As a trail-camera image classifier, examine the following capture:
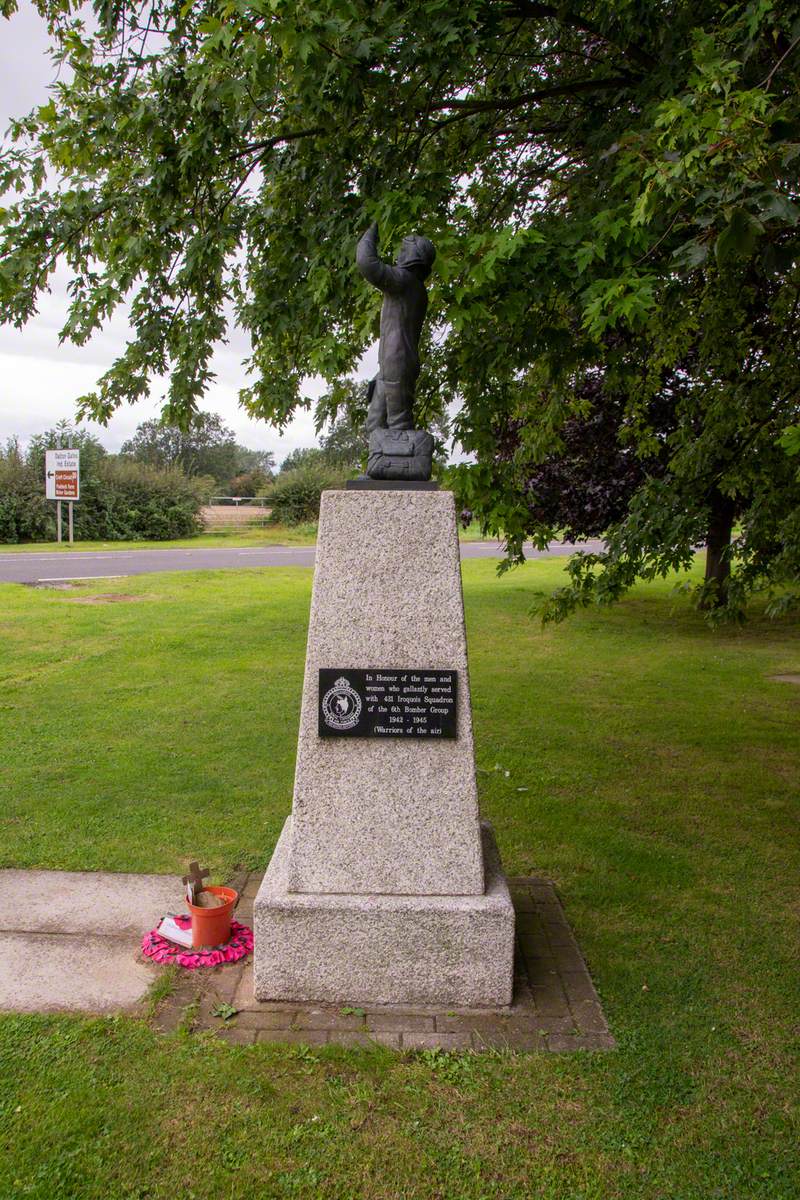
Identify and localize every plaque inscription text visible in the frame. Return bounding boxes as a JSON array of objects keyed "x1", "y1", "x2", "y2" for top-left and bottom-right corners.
[{"x1": 318, "y1": 669, "x2": 457, "y2": 739}]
